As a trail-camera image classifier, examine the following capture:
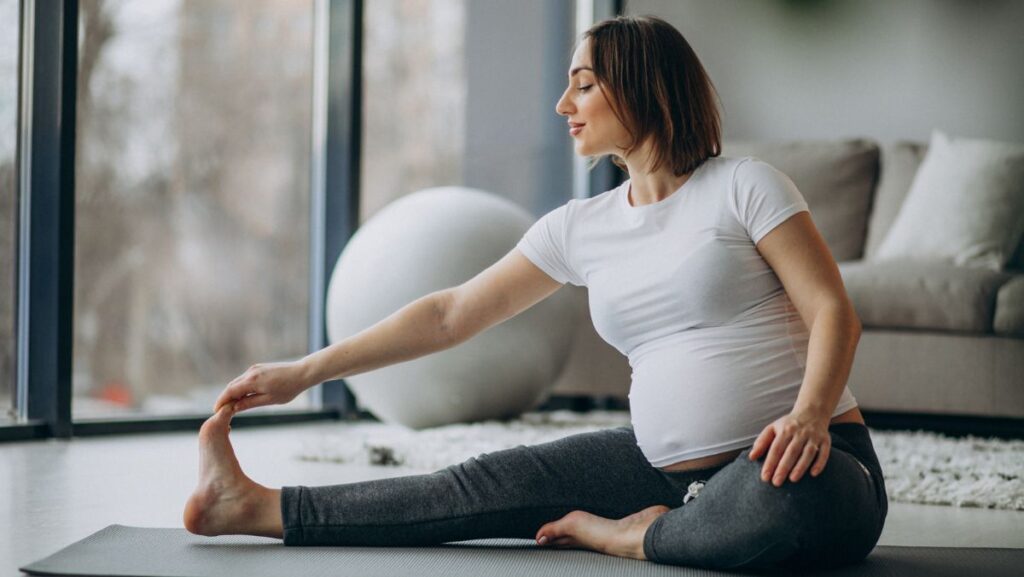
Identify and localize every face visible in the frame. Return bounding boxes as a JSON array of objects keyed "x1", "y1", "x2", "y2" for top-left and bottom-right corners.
[{"x1": 555, "y1": 38, "x2": 633, "y2": 158}]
